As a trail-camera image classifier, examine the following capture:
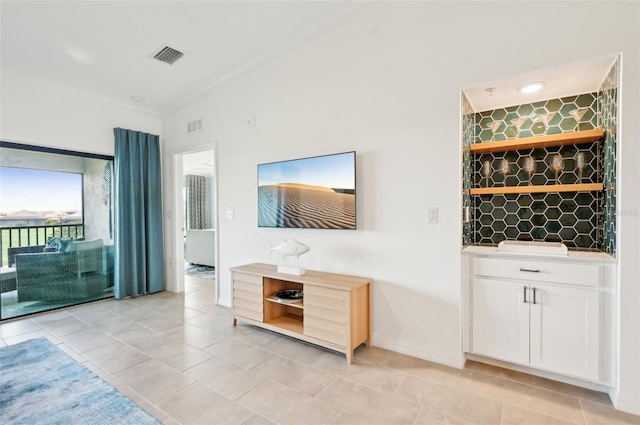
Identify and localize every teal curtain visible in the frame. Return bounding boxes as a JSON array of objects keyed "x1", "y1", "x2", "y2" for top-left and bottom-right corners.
[{"x1": 114, "y1": 128, "x2": 164, "y2": 298}]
